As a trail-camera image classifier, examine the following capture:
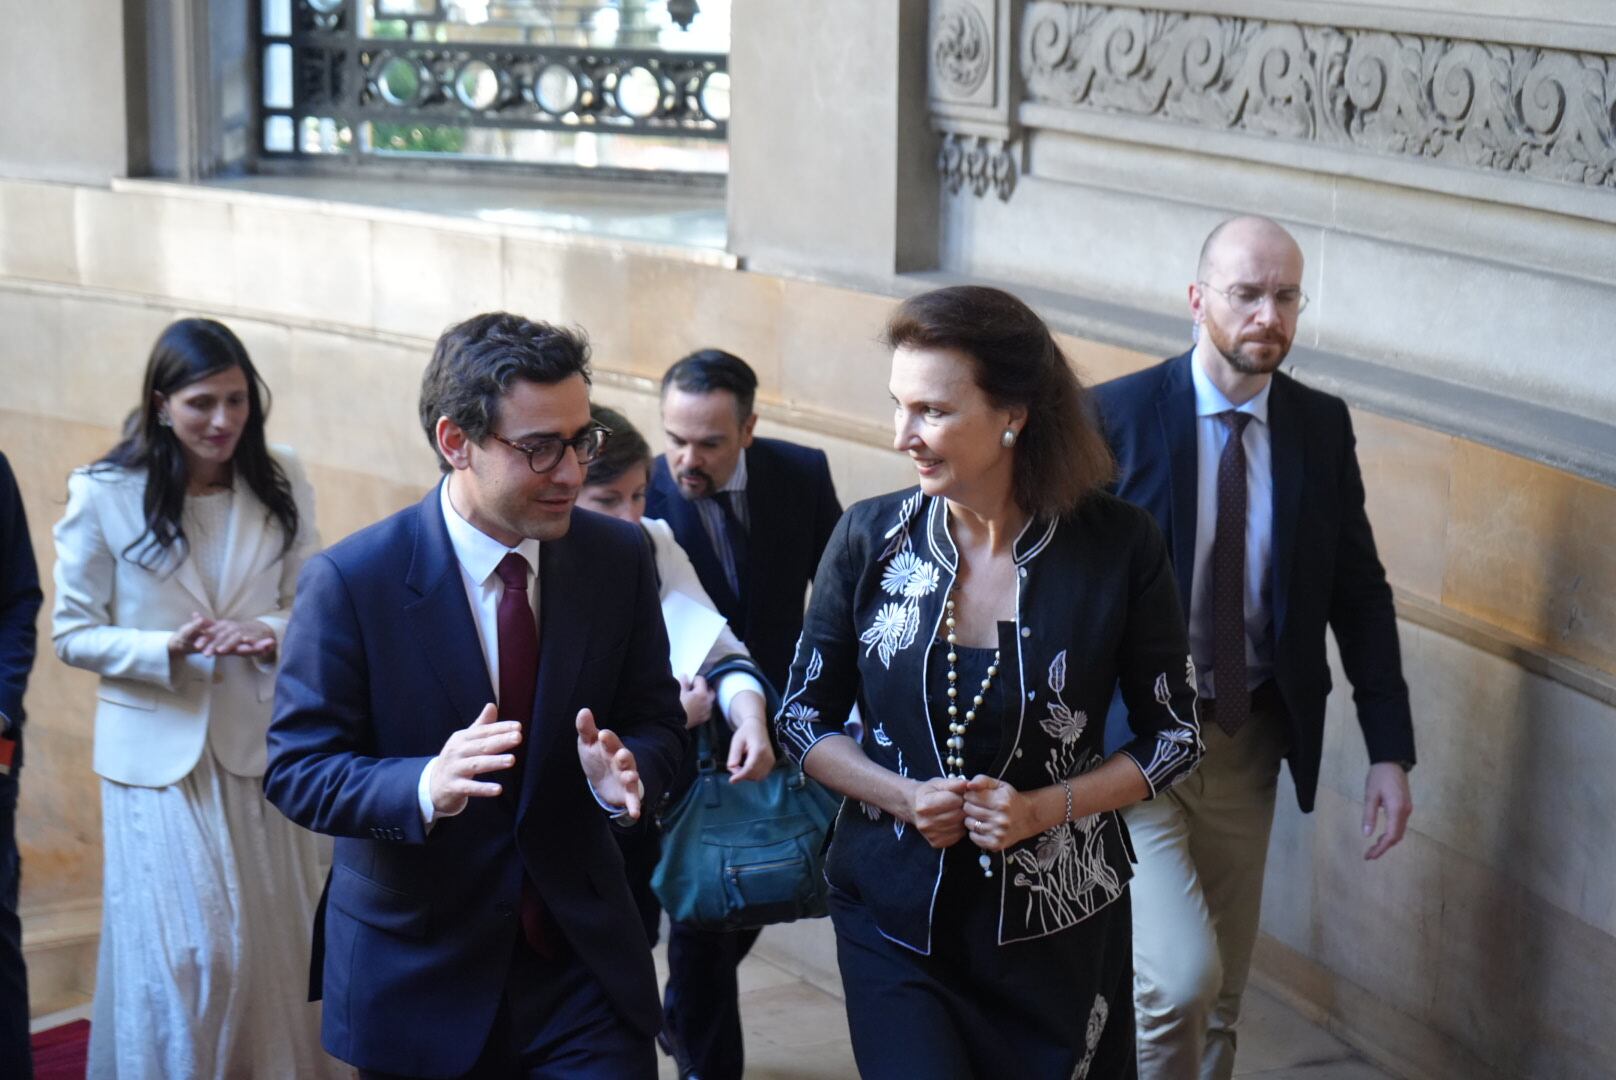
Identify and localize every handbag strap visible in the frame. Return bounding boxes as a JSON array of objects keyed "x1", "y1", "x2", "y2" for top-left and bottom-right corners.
[{"x1": 694, "y1": 653, "x2": 780, "y2": 775}]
